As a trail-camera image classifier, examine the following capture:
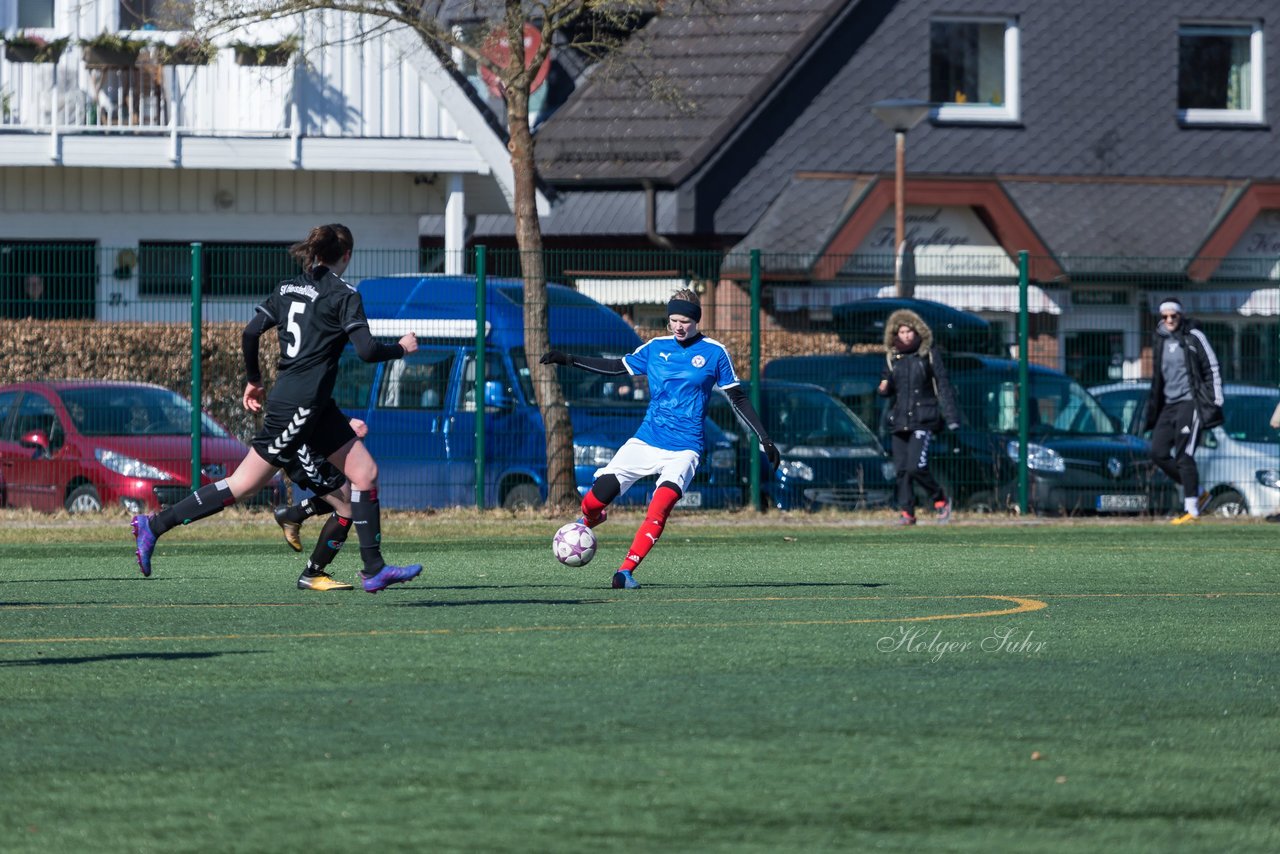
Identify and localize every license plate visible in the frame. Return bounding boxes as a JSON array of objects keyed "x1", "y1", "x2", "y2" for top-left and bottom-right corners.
[
  {"x1": 676, "y1": 491, "x2": 703, "y2": 508},
  {"x1": 1097, "y1": 494, "x2": 1148, "y2": 512}
]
